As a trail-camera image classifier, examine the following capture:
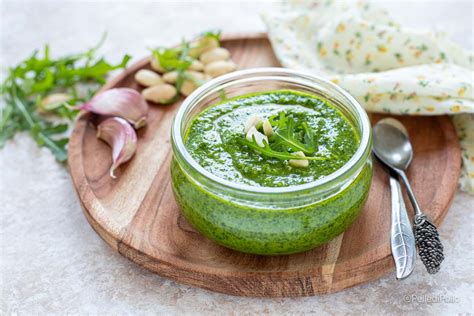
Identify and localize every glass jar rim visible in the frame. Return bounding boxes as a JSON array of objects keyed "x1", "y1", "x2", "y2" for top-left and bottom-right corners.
[{"x1": 171, "y1": 67, "x2": 372, "y2": 194}]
